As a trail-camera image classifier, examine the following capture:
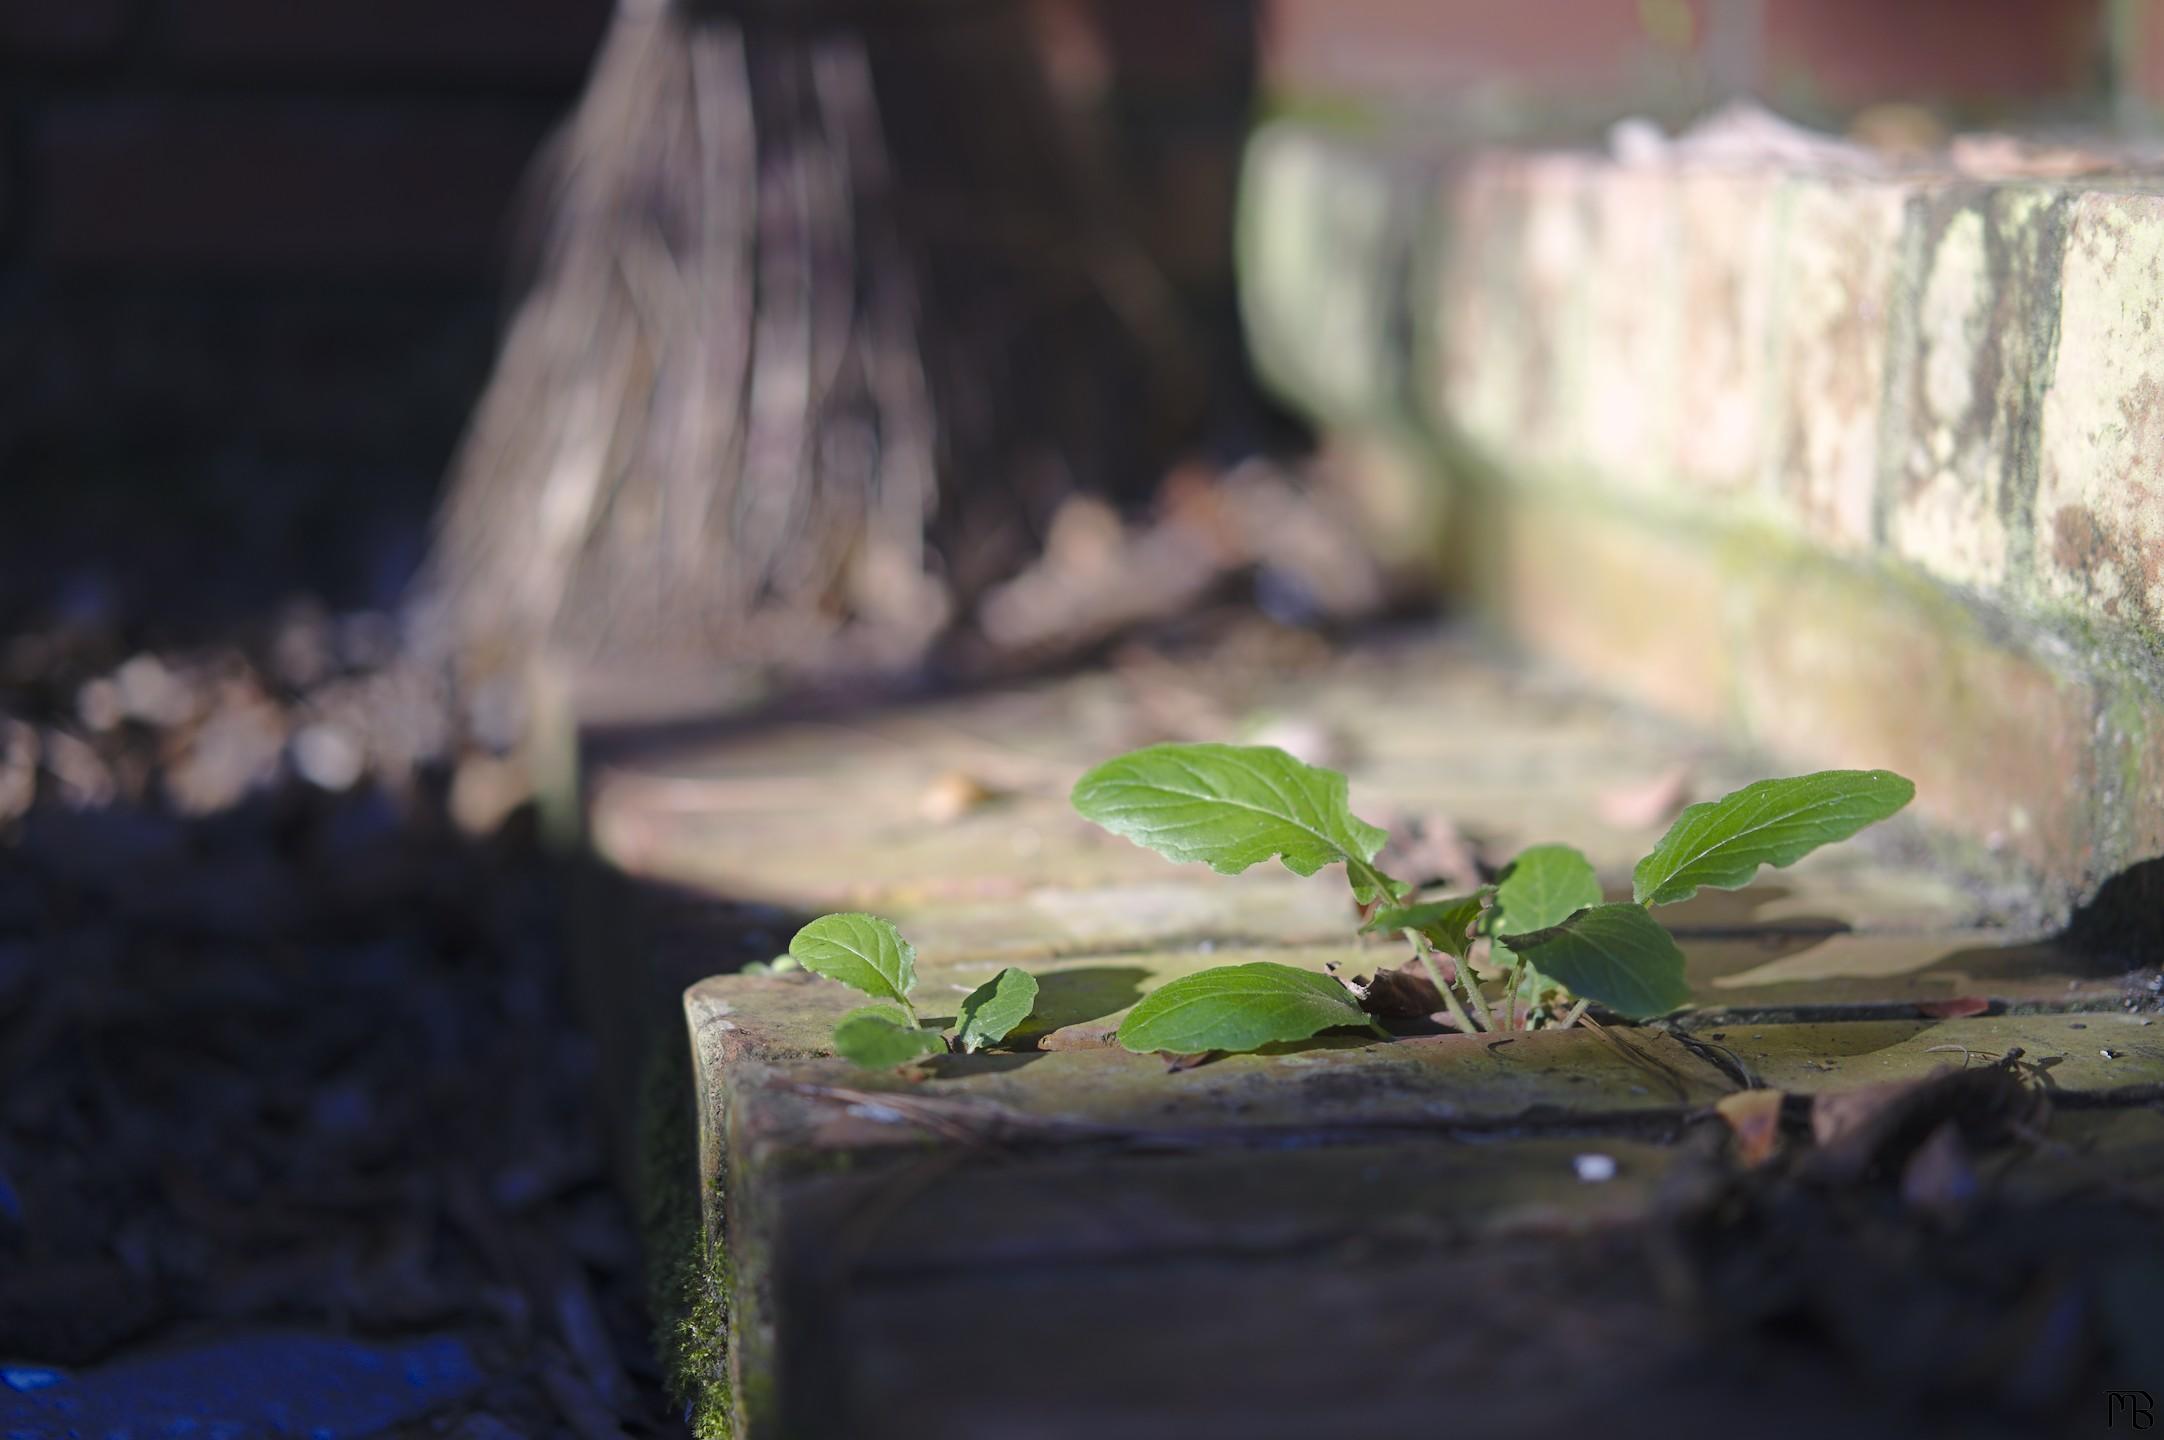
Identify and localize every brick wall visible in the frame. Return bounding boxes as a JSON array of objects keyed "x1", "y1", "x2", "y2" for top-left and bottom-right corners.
[
  {"x1": 1241, "y1": 112, "x2": 2164, "y2": 919},
  {"x1": 1262, "y1": 0, "x2": 2112, "y2": 132}
]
